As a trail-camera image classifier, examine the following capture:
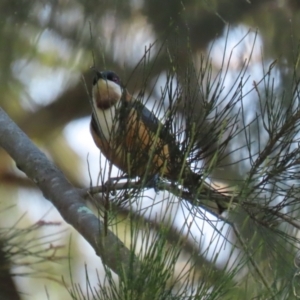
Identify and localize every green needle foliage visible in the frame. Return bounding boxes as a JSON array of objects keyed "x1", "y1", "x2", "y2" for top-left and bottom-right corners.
[
  {"x1": 2, "y1": 2, "x2": 300, "y2": 299},
  {"x1": 71, "y1": 28, "x2": 300, "y2": 299}
]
